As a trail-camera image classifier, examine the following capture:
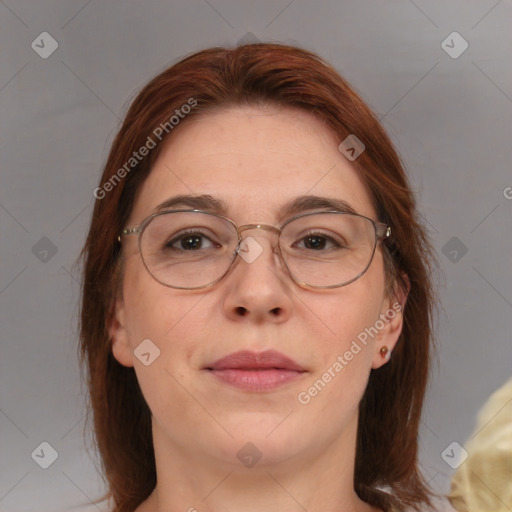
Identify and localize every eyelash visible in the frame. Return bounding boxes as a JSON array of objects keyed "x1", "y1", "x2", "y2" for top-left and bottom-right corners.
[{"x1": 164, "y1": 229, "x2": 346, "y2": 252}]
